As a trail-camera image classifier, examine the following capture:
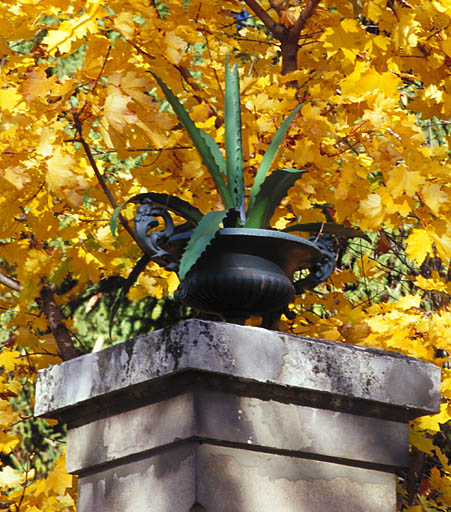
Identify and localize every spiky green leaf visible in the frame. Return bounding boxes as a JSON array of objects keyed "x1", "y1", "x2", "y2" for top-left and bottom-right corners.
[
  {"x1": 151, "y1": 72, "x2": 233, "y2": 208},
  {"x1": 248, "y1": 102, "x2": 304, "y2": 212},
  {"x1": 198, "y1": 130, "x2": 227, "y2": 177},
  {"x1": 245, "y1": 168, "x2": 307, "y2": 229},
  {"x1": 178, "y1": 210, "x2": 229, "y2": 280},
  {"x1": 225, "y1": 56, "x2": 245, "y2": 220},
  {"x1": 111, "y1": 192, "x2": 203, "y2": 236}
]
